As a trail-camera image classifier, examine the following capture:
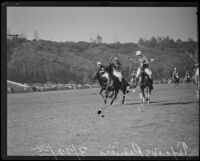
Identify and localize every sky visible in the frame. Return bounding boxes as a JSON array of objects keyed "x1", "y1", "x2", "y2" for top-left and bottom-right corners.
[{"x1": 7, "y1": 7, "x2": 197, "y2": 43}]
